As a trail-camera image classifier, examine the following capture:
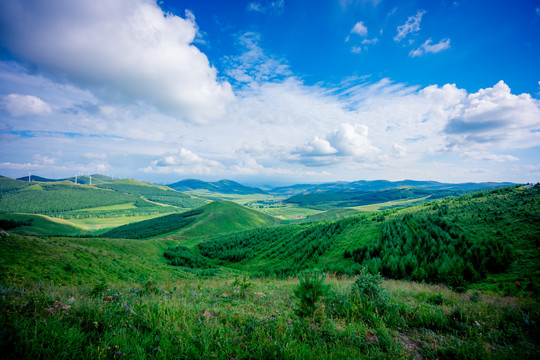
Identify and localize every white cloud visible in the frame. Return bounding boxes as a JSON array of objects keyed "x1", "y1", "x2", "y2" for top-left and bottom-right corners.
[
  {"x1": 394, "y1": 10, "x2": 425, "y2": 42},
  {"x1": 351, "y1": 22, "x2": 368, "y2": 36},
  {"x1": 327, "y1": 123, "x2": 381, "y2": 159},
  {"x1": 225, "y1": 32, "x2": 291, "y2": 85},
  {"x1": 409, "y1": 38, "x2": 450, "y2": 57},
  {"x1": 146, "y1": 148, "x2": 224, "y2": 175},
  {"x1": 443, "y1": 81, "x2": 540, "y2": 150},
  {"x1": 461, "y1": 151, "x2": 519, "y2": 163},
  {"x1": 295, "y1": 136, "x2": 338, "y2": 156},
  {"x1": 2, "y1": 94, "x2": 51, "y2": 116},
  {"x1": 351, "y1": 46, "x2": 362, "y2": 54},
  {"x1": 291, "y1": 123, "x2": 382, "y2": 166},
  {"x1": 247, "y1": 0, "x2": 284, "y2": 14},
  {"x1": 0, "y1": 0, "x2": 233, "y2": 123},
  {"x1": 361, "y1": 38, "x2": 378, "y2": 45},
  {"x1": 392, "y1": 144, "x2": 407, "y2": 158}
]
